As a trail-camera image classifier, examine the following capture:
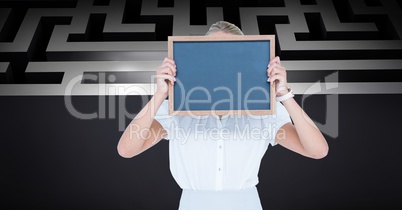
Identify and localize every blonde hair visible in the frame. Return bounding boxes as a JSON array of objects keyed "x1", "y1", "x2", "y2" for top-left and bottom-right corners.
[{"x1": 205, "y1": 21, "x2": 244, "y2": 36}]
